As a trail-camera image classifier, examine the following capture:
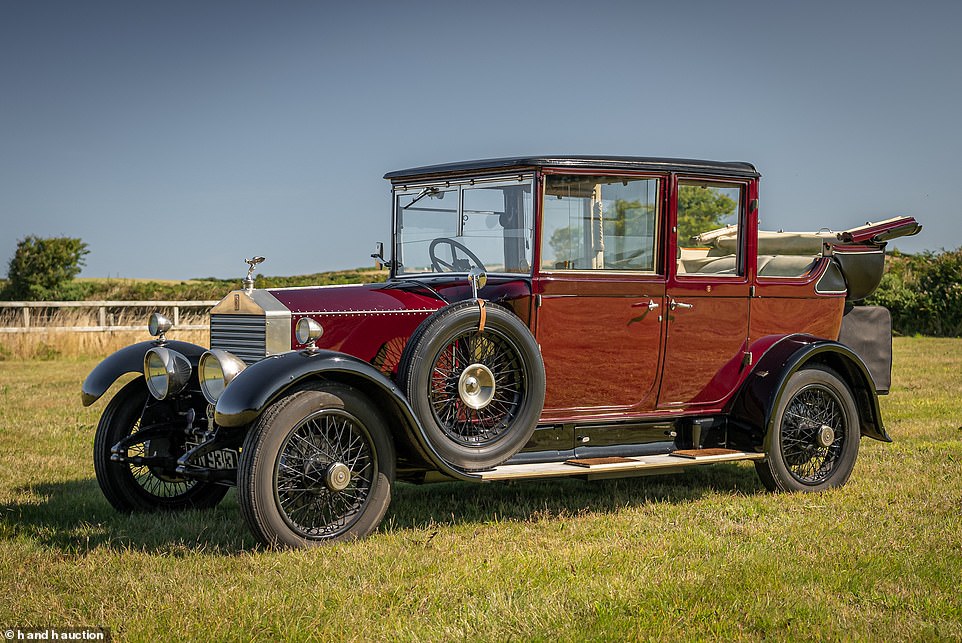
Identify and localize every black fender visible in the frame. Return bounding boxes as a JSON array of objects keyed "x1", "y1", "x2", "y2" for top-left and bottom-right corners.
[
  {"x1": 726, "y1": 334, "x2": 890, "y2": 452},
  {"x1": 213, "y1": 349, "x2": 475, "y2": 481},
  {"x1": 81, "y1": 340, "x2": 208, "y2": 407}
]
